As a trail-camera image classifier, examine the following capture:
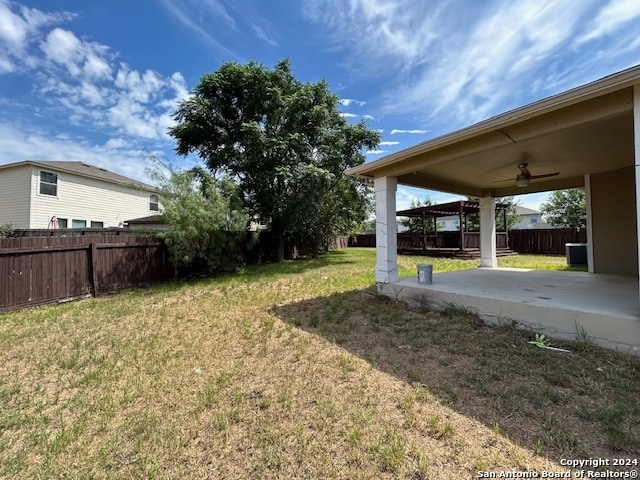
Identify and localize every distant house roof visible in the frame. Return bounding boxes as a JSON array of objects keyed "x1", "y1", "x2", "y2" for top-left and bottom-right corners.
[
  {"x1": 0, "y1": 160, "x2": 157, "y2": 191},
  {"x1": 124, "y1": 215, "x2": 168, "y2": 231},
  {"x1": 515, "y1": 205, "x2": 540, "y2": 215},
  {"x1": 125, "y1": 215, "x2": 165, "y2": 225}
]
